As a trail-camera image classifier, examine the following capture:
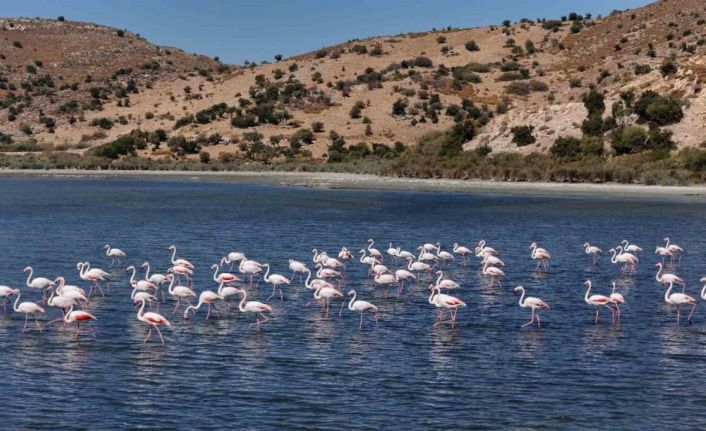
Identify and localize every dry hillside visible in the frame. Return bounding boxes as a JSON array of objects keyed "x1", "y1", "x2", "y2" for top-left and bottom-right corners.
[{"x1": 1, "y1": 0, "x2": 705, "y2": 162}]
